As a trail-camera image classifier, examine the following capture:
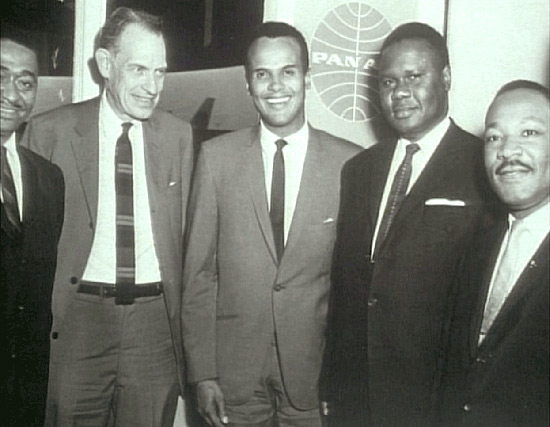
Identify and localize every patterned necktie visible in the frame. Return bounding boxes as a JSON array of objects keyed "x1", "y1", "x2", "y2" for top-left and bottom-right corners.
[
  {"x1": 480, "y1": 219, "x2": 529, "y2": 340},
  {"x1": 1, "y1": 146, "x2": 22, "y2": 236},
  {"x1": 374, "y1": 143, "x2": 420, "y2": 259},
  {"x1": 270, "y1": 139, "x2": 287, "y2": 262},
  {"x1": 115, "y1": 123, "x2": 136, "y2": 305}
]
